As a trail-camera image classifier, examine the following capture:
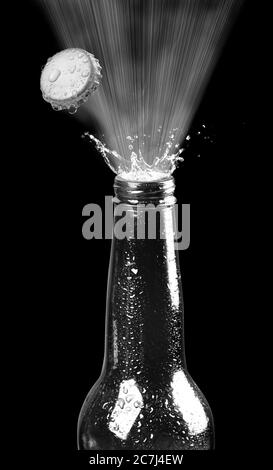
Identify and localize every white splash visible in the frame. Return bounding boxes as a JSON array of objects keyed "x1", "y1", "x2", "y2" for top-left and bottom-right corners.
[{"x1": 84, "y1": 130, "x2": 185, "y2": 182}]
